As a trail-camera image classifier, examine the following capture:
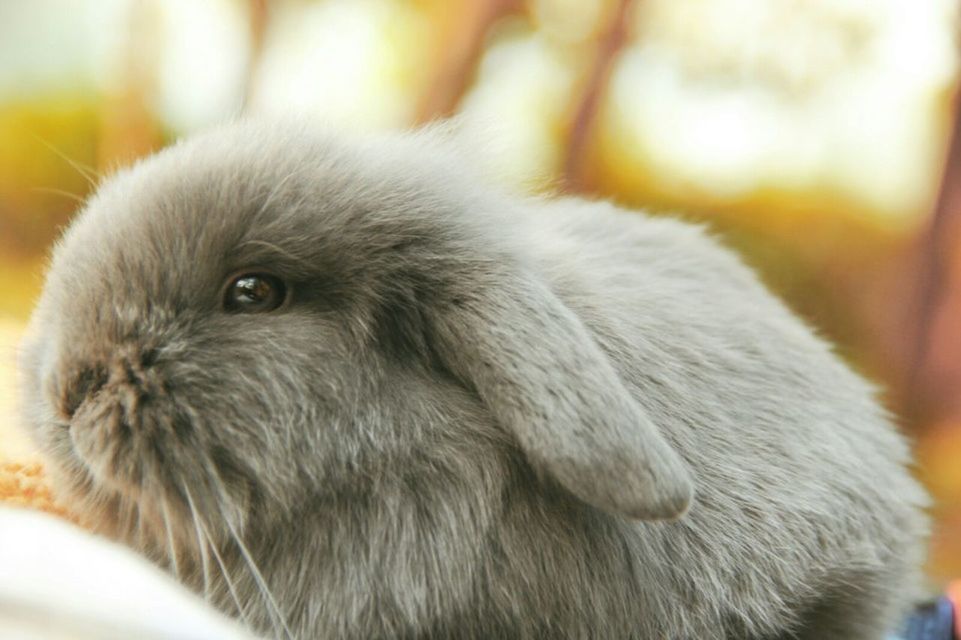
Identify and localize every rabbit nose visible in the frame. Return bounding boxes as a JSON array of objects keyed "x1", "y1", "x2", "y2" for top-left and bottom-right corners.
[{"x1": 60, "y1": 346, "x2": 160, "y2": 419}]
